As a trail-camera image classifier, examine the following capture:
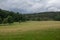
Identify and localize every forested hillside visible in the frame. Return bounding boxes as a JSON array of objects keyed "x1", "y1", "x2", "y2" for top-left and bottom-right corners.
[
  {"x1": 0, "y1": 9, "x2": 60, "y2": 24},
  {"x1": 24, "y1": 12, "x2": 60, "y2": 21}
]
